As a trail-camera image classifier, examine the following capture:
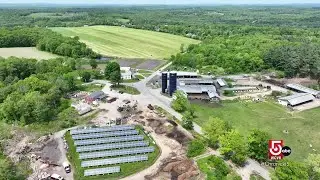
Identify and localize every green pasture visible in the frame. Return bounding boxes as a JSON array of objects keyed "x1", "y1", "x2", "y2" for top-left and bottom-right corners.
[
  {"x1": 193, "y1": 100, "x2": 320, "y2": 161},
  {"x1": 52, "y1": 26, "x2": 200, "y2": 59}
]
